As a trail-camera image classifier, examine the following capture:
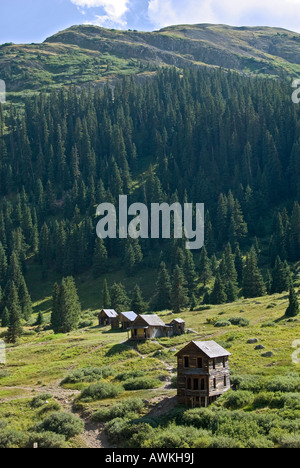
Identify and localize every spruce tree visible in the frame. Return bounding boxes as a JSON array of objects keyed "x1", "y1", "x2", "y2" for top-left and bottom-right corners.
[
  {"x1": 110, "y1": 282, "x2": 130, "y2": 313},
  {"x1": 102, "y1": 279, "x2": 111, "y2": 309},
  {"x1": 171, "y1": 265, "x2": 189, "y2": 314},
  {"x1": 155, "y1": 262, "x2": 172, "y2": 311},
  {"x1": 285, "y1": 285, "x2": 299, "y2": 318},
  {"x1": 210, "y1": 274, "x2": 227, "y2": 305},
  {"x1": 242, "y1": 248, "x2": 266, "y2": 298},
  {"x1": 131, "y1": 284, "x2": 146, "y2": 314},
  {"x1": 6, "y1": 282, "x2": 22, "y2": 343},
  {"x1": 271, "y1": 257, "x2": 291, "y2": 294}
]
